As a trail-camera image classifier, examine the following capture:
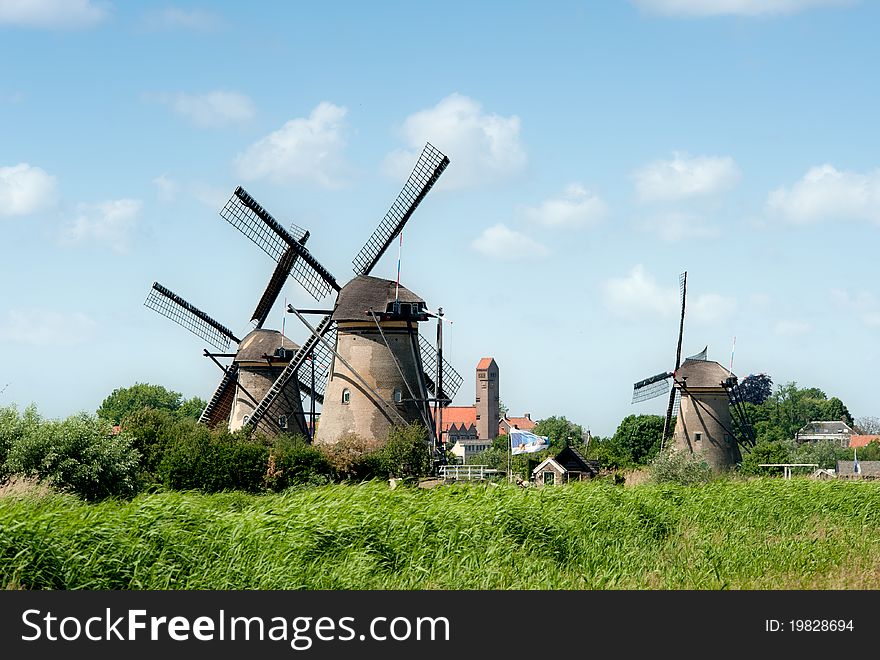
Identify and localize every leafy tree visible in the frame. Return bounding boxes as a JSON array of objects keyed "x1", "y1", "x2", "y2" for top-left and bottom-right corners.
[
  {"x1": 790, "y1": 439, "x2": 849, "y2": 470},
  {"x1": 5, "y1": 412, "x2": 140, "y2": 500},
  {"x1": 739, "y1": 440, "x2": 793, "y2": 476},
  {"x1": 746, "y1": 382, "x2": 855, "y2": 444},
  {"x1": 97, "y1": 383, "x2": 205, "y2": 424},
  {"x1": 265, "y1": 434, "x2": 333, "y2": 490},
  {"x1": 380, "y1": 423, "x2": 432, "y2": 479},
  {"x1": 532, "y1": 415, "x2": 585, "y2": 451},
  {"x1": 737, "y1": 374, "x2": 773, "y2": 405},
  {"x1": 0, "y1": 404, "x2": 42, "y2": 480},
  {"x1": 609, "y1": 414, "x2": 665, "y2": 466}
]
